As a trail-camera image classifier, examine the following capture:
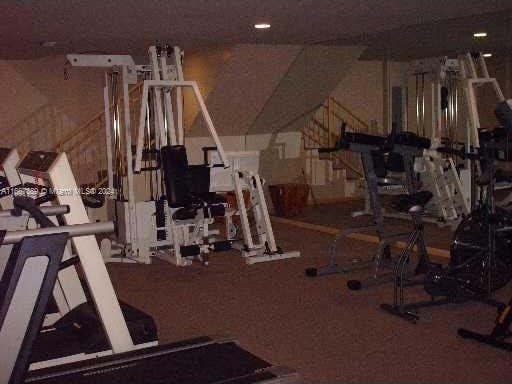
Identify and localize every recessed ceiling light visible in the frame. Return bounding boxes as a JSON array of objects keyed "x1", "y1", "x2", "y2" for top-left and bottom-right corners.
[
  {"x1": 483, "y1": 53, "x2": 493, "y2": 58},
  {"x1": 254, "y1": 23, "x2": 271, "y2": 29},
  {"x1": 473, "y1": 32, "x2": 487, "y2": 38}
]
